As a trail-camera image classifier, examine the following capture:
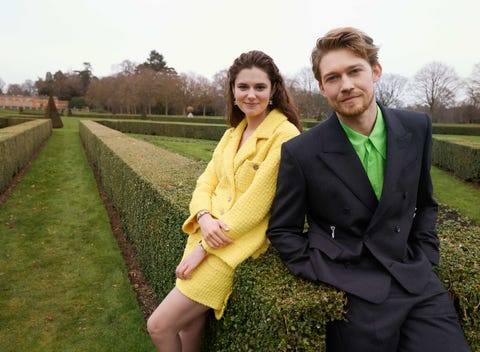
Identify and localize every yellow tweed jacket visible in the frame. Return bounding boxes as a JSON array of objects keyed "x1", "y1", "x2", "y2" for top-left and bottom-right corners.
[{"x1": 182, "y1": 109, "x2": 300, "y2": 269}]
